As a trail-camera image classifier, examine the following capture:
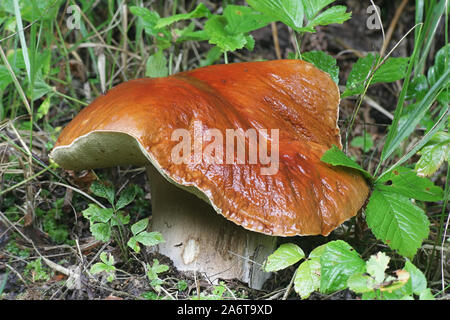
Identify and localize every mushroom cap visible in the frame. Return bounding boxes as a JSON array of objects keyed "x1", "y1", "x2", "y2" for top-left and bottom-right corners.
[{"x1": 51, "y1": 60, "x2": 369, "y2": 236}]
